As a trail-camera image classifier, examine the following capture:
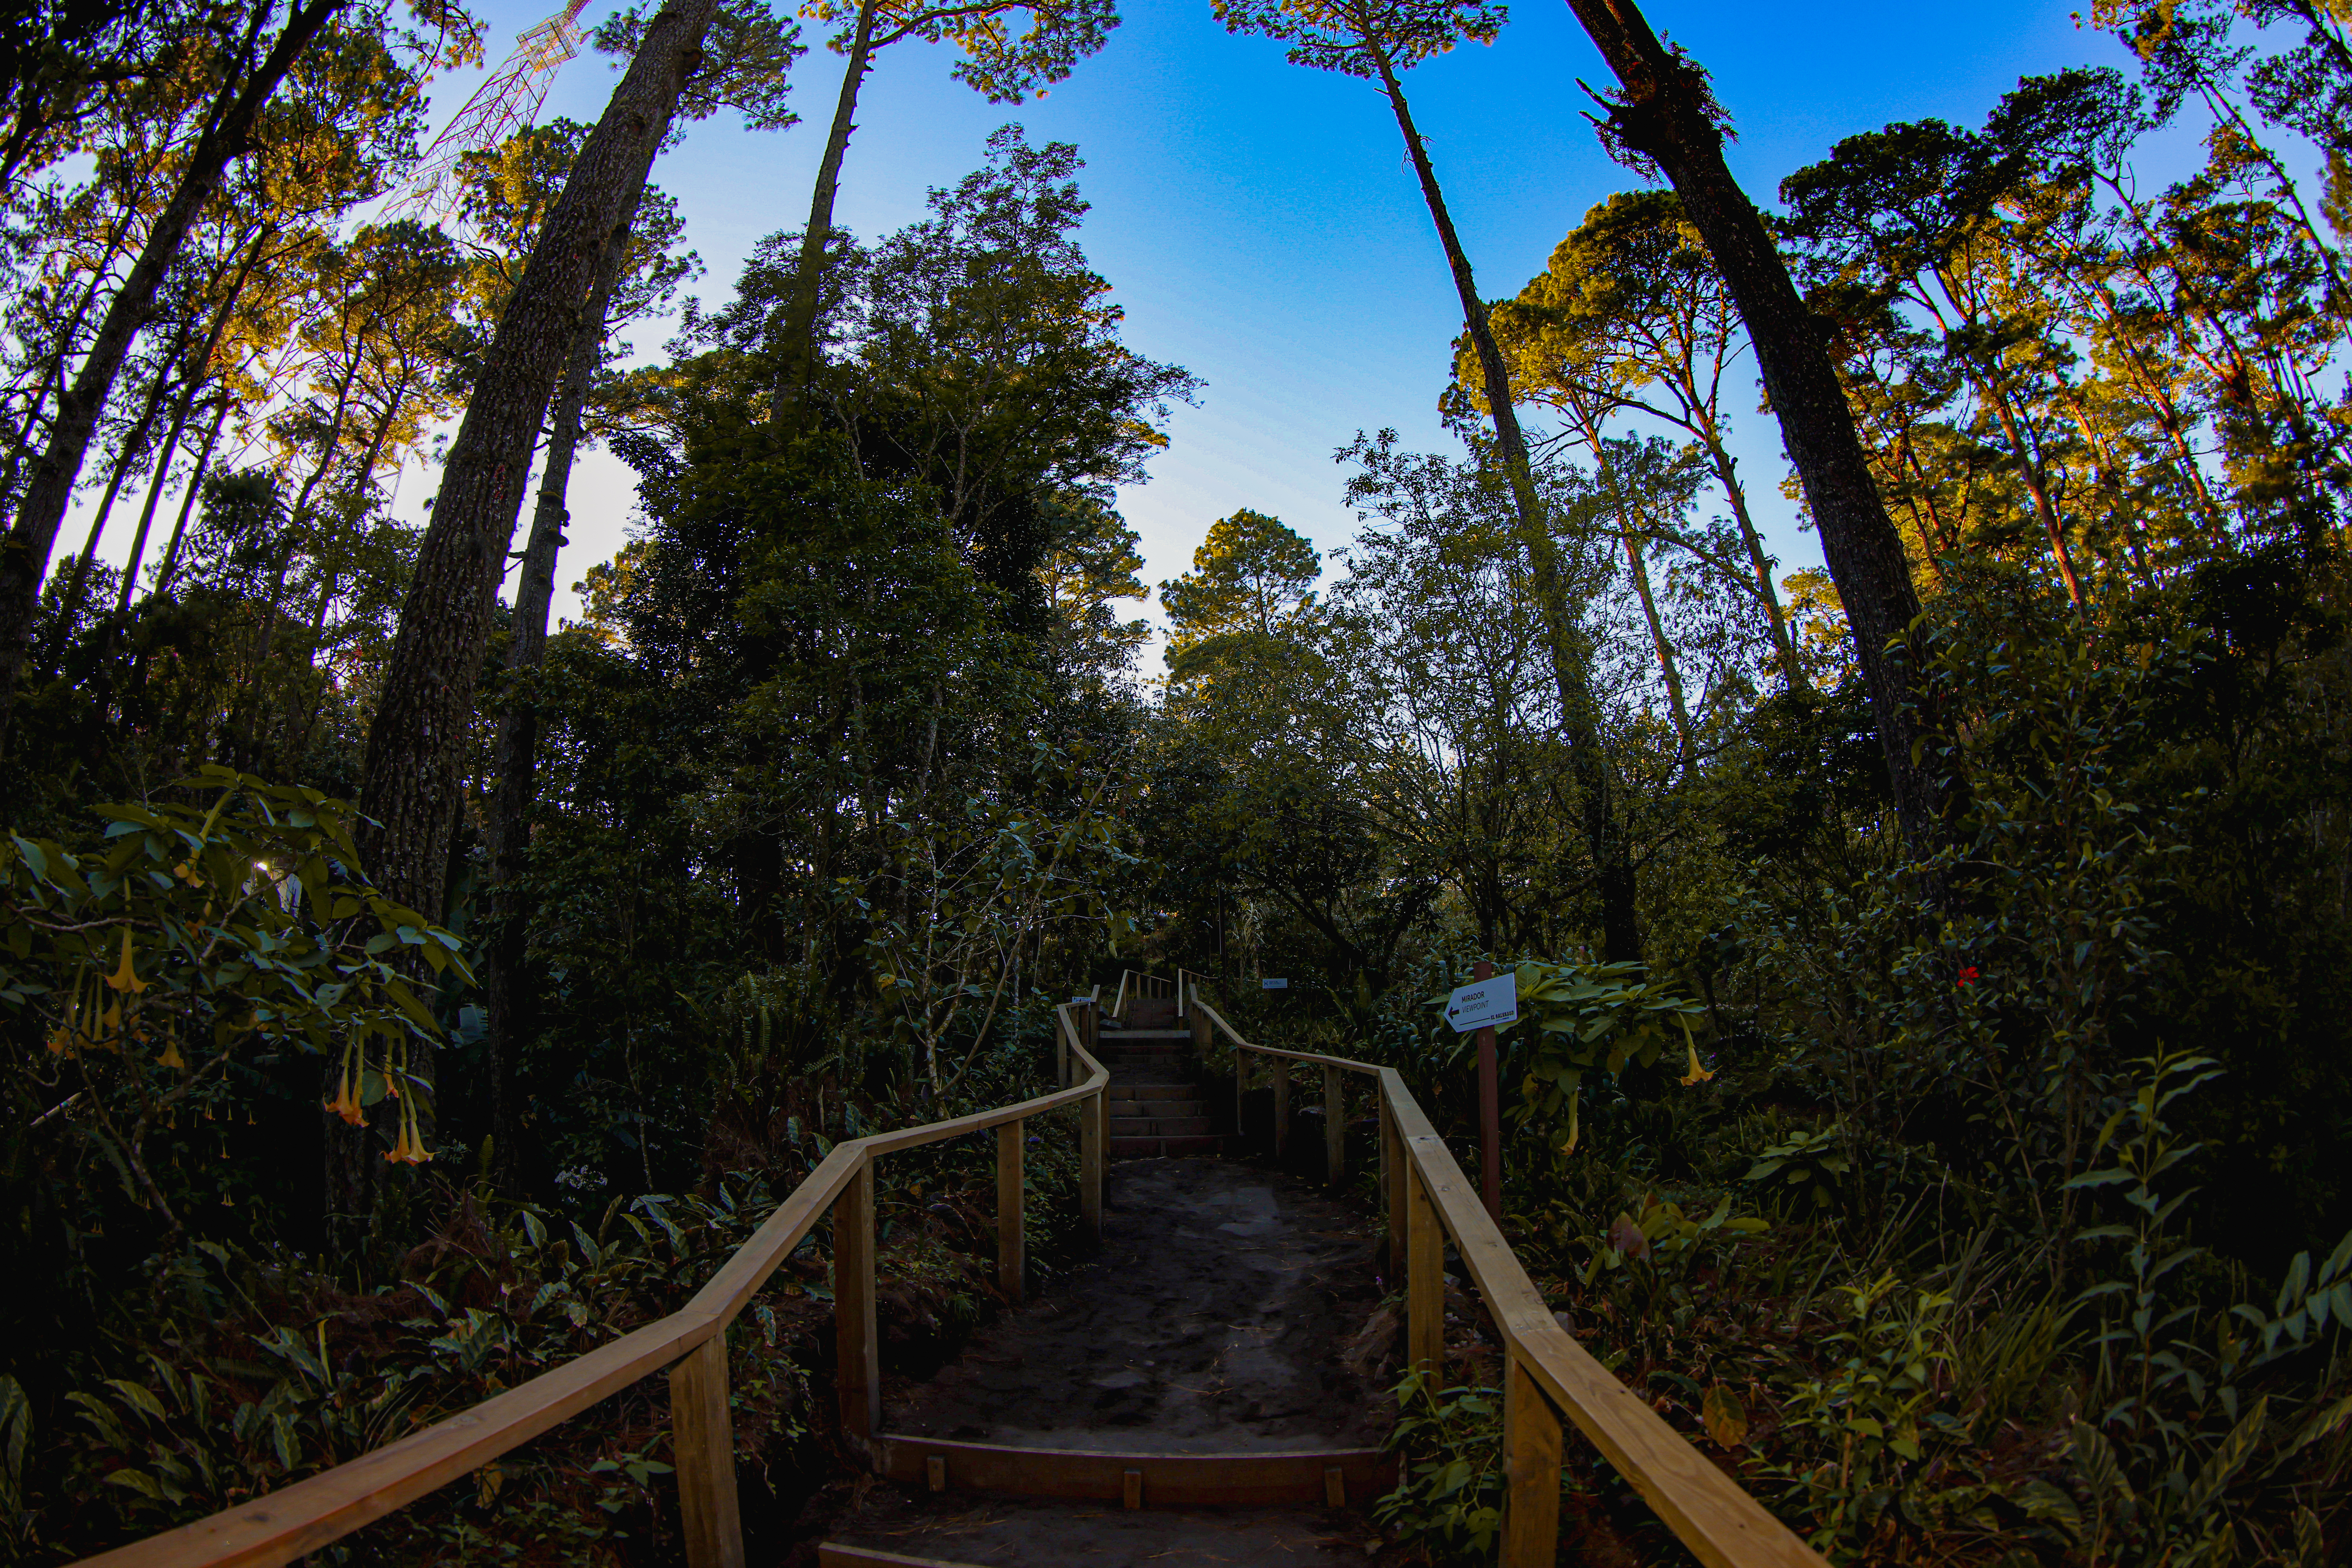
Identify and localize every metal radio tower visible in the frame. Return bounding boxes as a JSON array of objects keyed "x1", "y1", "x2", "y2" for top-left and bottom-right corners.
[{"x1": 388, "y1": 0, "x2": 593, "y2": 226}]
